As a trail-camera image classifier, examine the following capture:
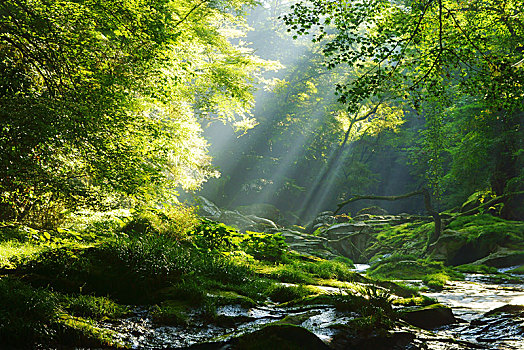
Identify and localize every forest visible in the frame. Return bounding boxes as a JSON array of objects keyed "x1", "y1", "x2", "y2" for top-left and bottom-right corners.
[{"x1": 0, "y1": 0, "x2": 523, "y2": 349}]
